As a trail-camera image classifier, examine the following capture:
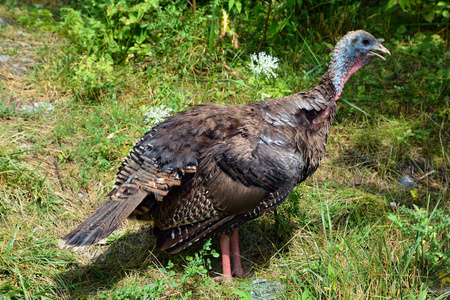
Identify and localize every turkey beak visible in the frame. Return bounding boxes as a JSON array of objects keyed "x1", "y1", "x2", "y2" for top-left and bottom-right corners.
[{"x1": 369, "y1": 40, "x2": 391, "y2": 61}]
